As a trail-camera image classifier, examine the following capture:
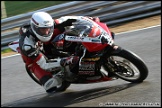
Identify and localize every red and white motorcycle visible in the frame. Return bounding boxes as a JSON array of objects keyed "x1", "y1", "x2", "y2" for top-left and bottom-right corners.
[{"x1": 9, "y1": 17, "x2": 148, "y2": 92}]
